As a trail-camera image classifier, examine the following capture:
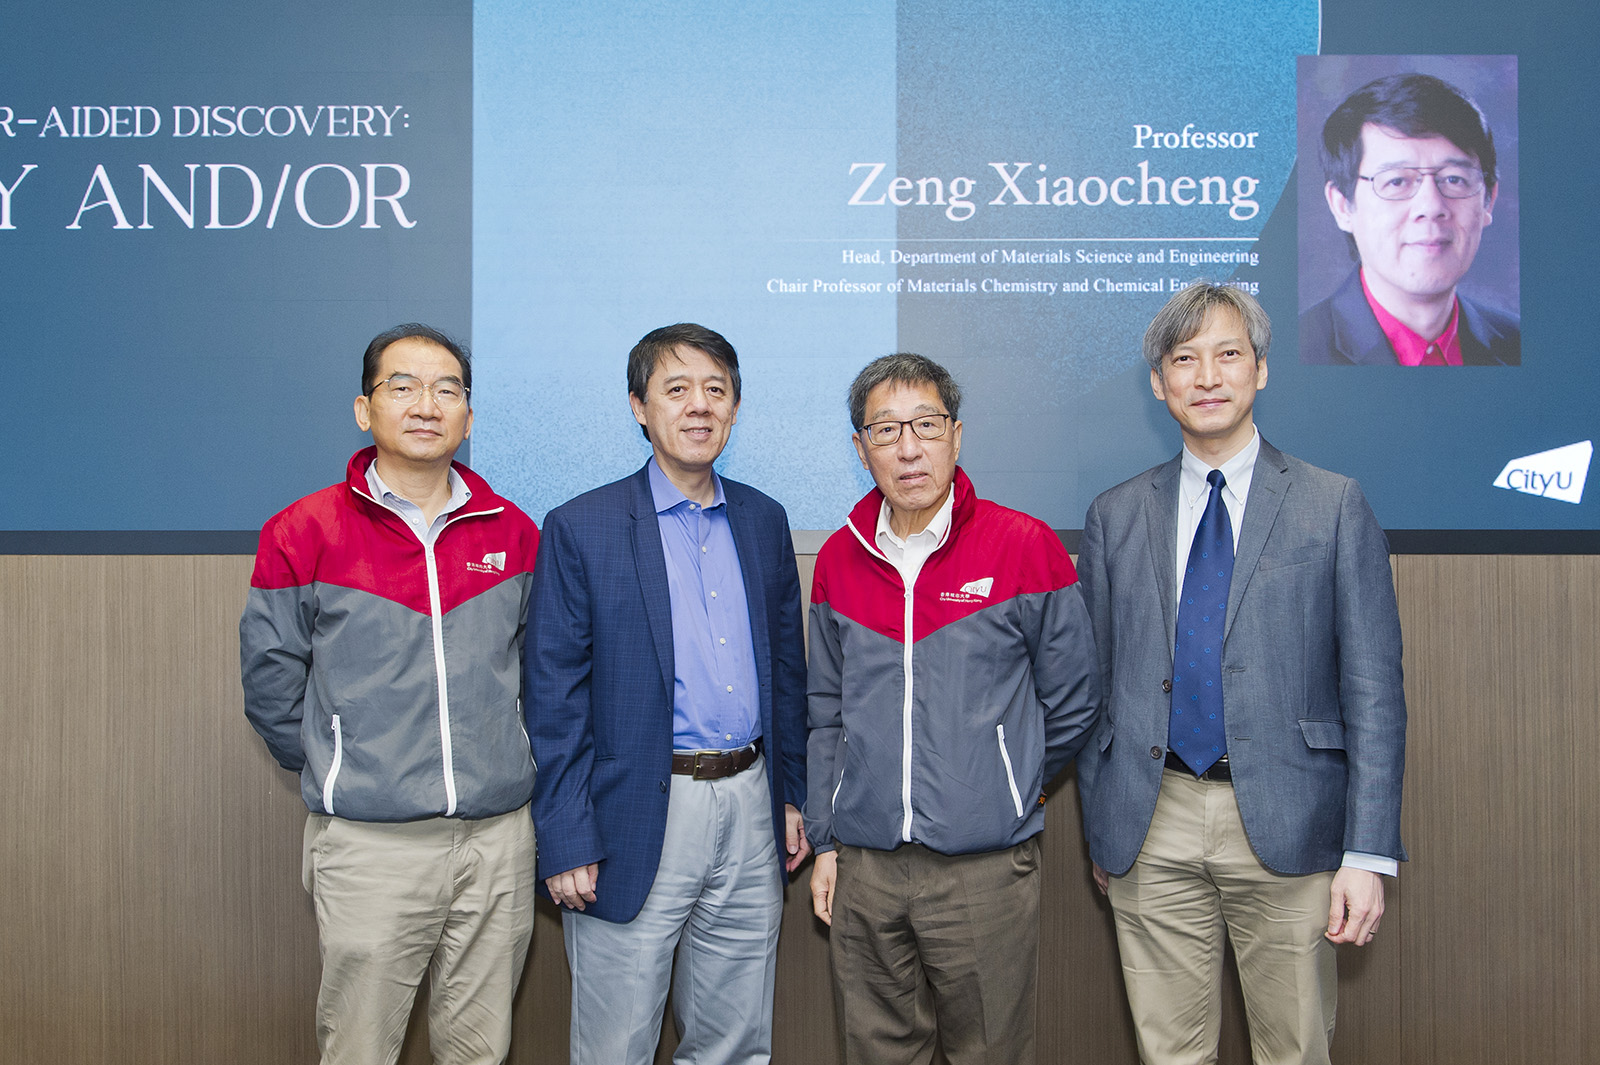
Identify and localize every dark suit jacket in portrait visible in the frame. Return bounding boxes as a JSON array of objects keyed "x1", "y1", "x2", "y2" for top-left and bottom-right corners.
[
  {"x1": 1300, "y1": 268, "x2": 1520, "y2": 366},
  {"x1": 1075, "y1": 439, "x2": 1407, "y2": 877},
  {"x1": 525, "y1": 463, "x2": 808, "y2": 923}
]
